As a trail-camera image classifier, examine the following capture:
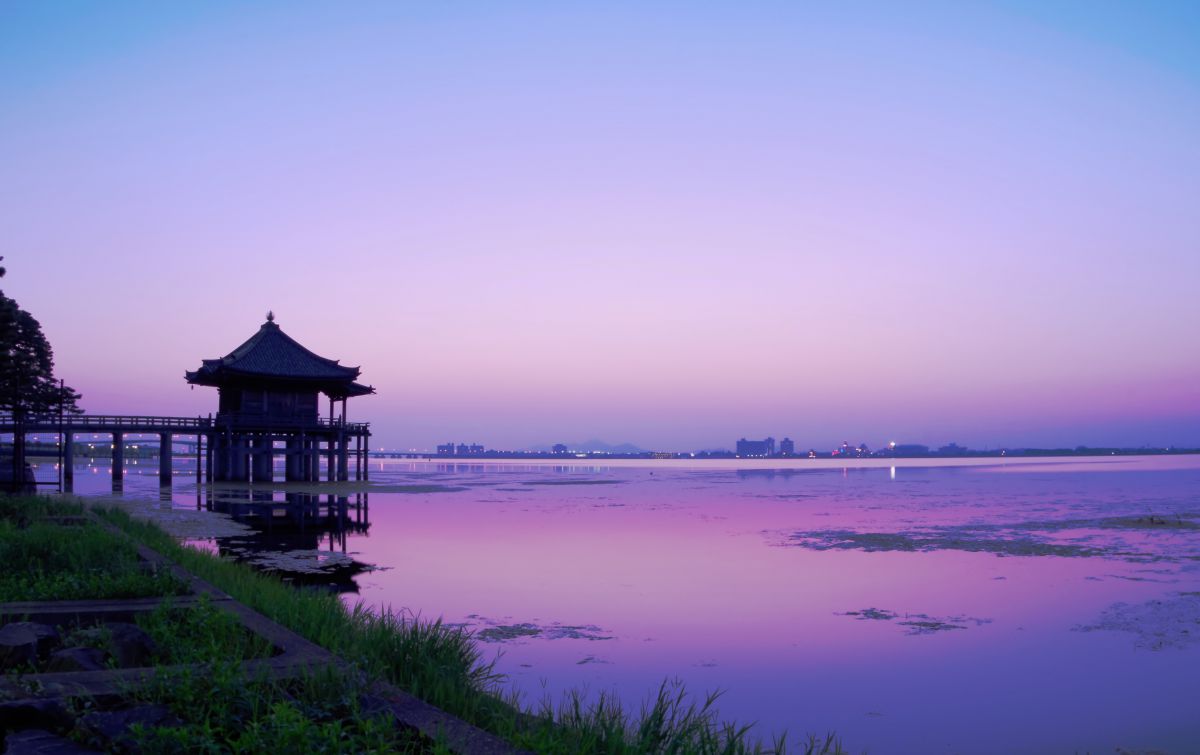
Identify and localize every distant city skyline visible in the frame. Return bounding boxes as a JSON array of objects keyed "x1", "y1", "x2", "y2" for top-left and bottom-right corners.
[{"x1": 3, "y1": 2, "x2": 1197, "y2": 450}]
